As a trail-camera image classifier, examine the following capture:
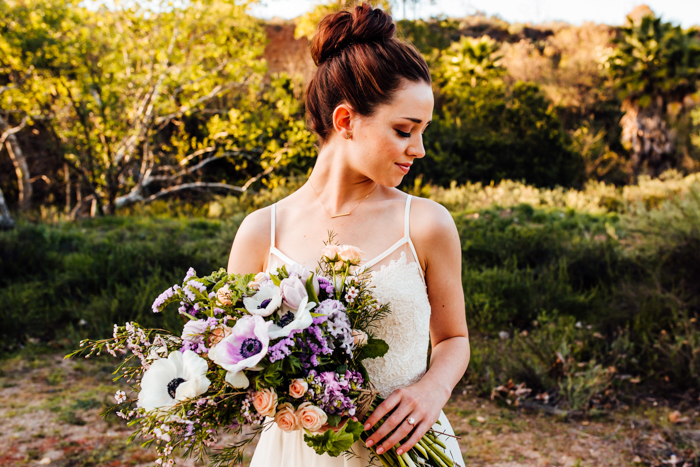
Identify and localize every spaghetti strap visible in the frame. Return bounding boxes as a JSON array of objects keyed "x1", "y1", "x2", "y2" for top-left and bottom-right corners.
[
  {"x1": 404, "y1": 195, "x2": 424, "y2": 281},
  {"x1": 404, "y1": 195, "x2": 412, "y2": 237},
  {"x1": 362, "y1": 194, "x2": 424, "y2": 283}
]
